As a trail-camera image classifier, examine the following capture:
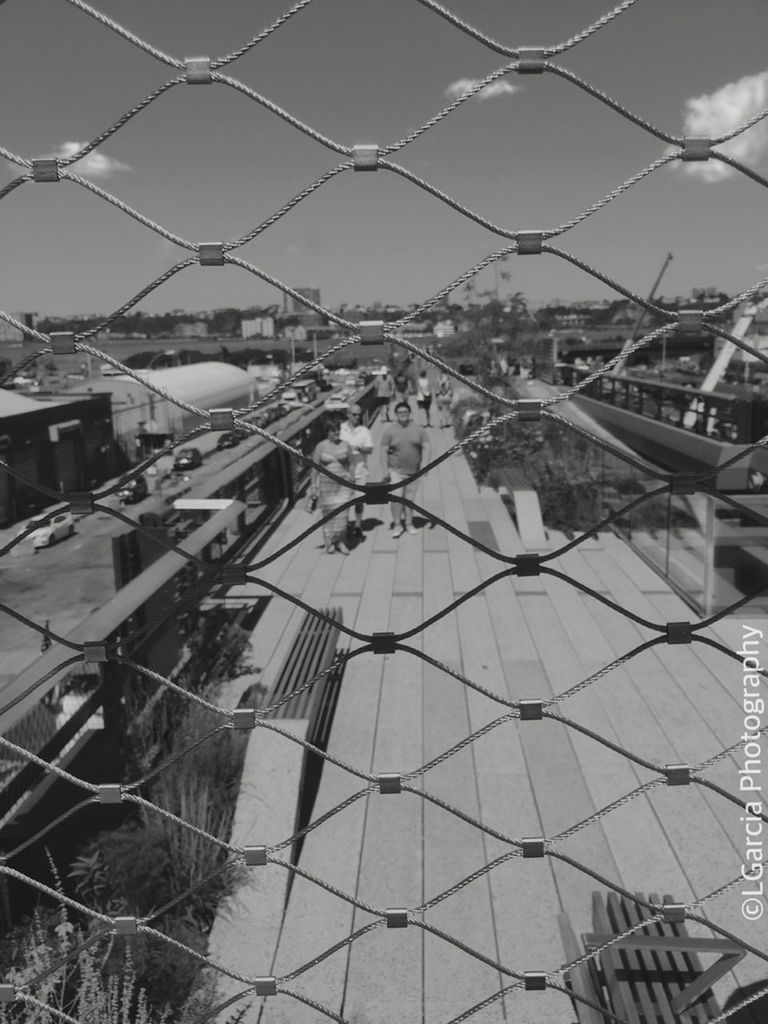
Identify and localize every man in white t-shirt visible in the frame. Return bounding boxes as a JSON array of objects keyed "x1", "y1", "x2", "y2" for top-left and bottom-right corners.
[{"x1": 340, "y1": 405, "x2": 374, "y2": 538}]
